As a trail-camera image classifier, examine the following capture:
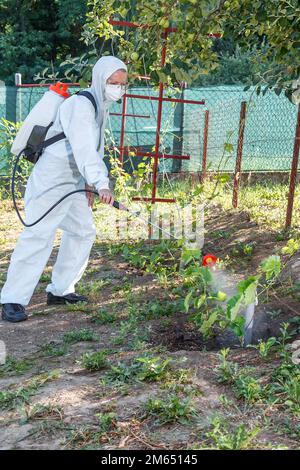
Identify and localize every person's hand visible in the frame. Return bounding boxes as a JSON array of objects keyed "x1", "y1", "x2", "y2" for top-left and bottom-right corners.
[
  {"x1": 85, "y1": 184, "x2": 95, "y2": 208},
  {"x1": 99, "y1": 188, "x2": 114, "y2": 206}
]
